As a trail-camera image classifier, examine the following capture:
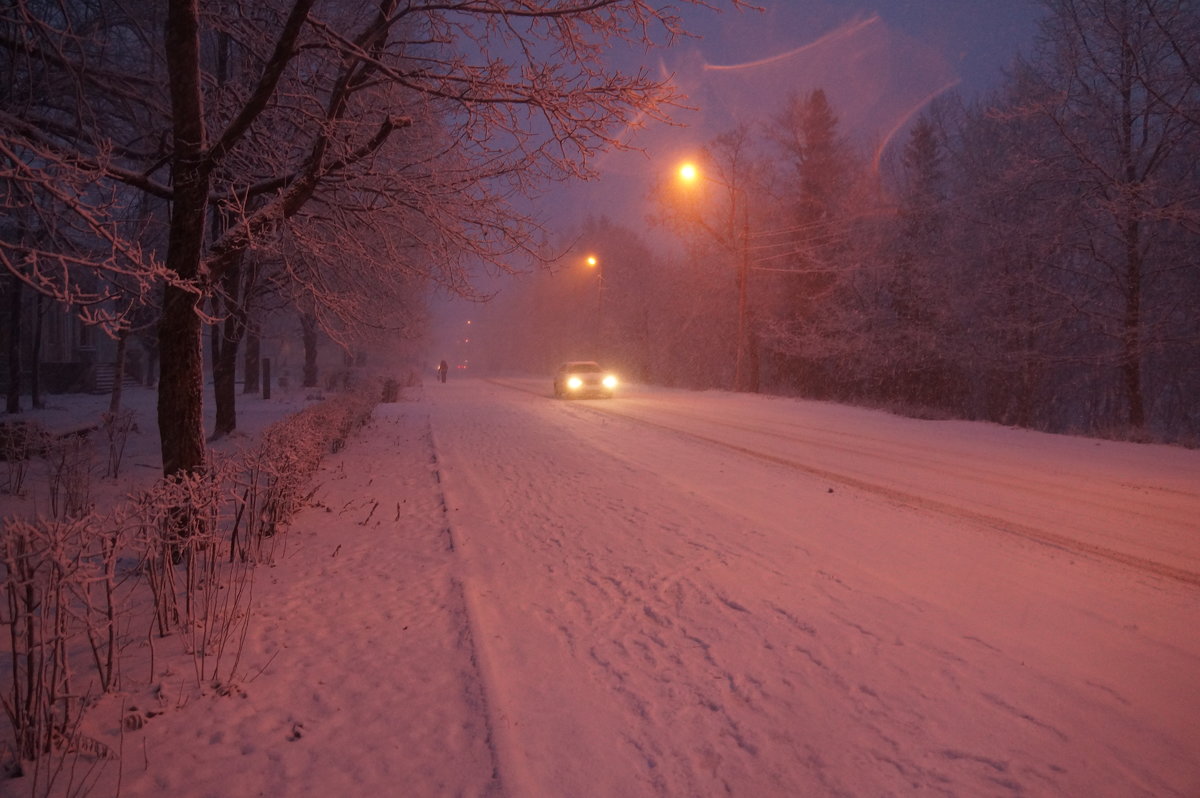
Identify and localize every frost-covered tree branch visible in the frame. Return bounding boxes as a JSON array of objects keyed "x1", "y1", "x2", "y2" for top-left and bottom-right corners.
[{"x1": 1, "y1": 0, "x2": 752, "y2": 476}]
